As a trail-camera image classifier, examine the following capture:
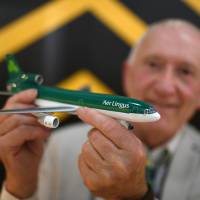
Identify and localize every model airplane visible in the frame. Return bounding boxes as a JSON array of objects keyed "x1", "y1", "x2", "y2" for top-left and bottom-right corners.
[{"x1": 0, "y1": 54, "x2": 160, "y2": 128}]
